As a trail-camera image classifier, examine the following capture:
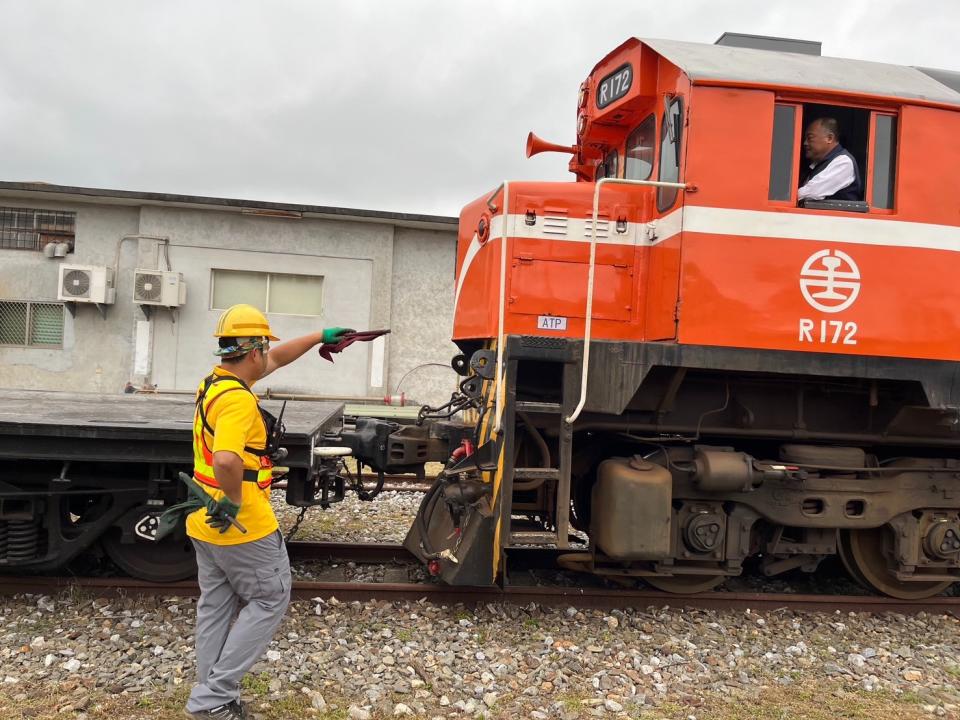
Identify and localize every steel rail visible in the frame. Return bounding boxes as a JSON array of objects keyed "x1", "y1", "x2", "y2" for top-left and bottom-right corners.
[
  {"x1": 286, "y1": 541, "x2": 414, "y2": 564},
  {"x1": 2, "y1": 573, "x2": 957, "y2": 615}
]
